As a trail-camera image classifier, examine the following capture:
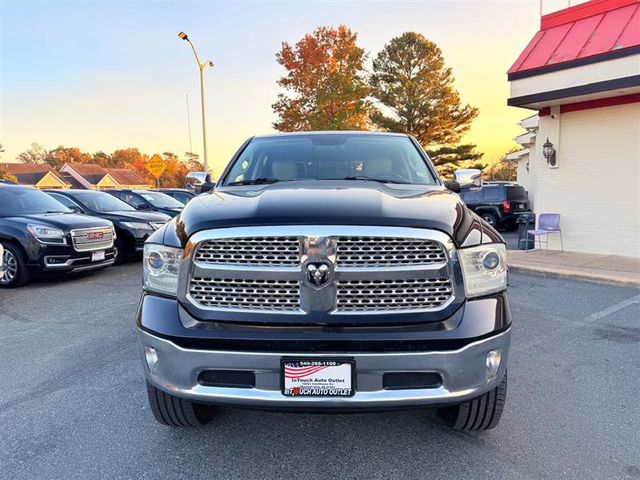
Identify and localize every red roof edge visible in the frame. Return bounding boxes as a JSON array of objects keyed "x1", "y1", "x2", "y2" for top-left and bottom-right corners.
[{"x1": 542, "y1": 0, "x2": 639, "y2": 29}]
